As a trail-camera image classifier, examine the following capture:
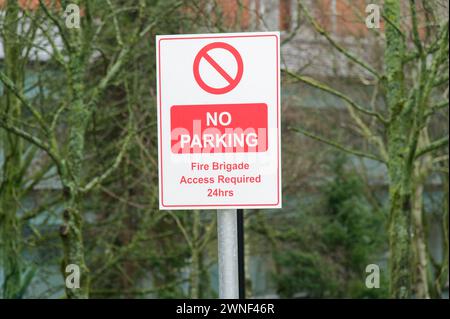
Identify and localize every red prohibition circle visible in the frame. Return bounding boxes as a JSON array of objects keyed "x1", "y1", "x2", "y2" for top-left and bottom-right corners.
[{"x1": 193, "y1": 42, "x2": 244, "y2": 95}]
